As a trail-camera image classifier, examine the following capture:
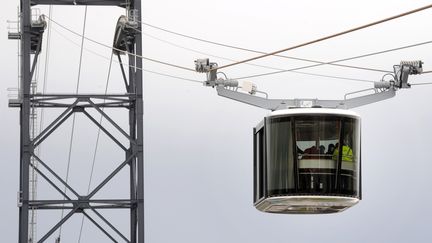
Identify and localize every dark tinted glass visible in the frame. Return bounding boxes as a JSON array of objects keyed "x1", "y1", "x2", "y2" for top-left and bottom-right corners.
[
  {"x1": 337, "y1": 118, "x2": 360, "y2": 195},
  {"x1": 254, "y1": 128, "x2": 265, "y2": 202},
  {"x1": 296, "y1": 117, "x2": 340, "y2": 193},
  {"x1": 265, "y1": 115, "x2": 360, "y2": 197},
  {"x1": 266, "y1": 117, "x2": 295, "y2": 195}
]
